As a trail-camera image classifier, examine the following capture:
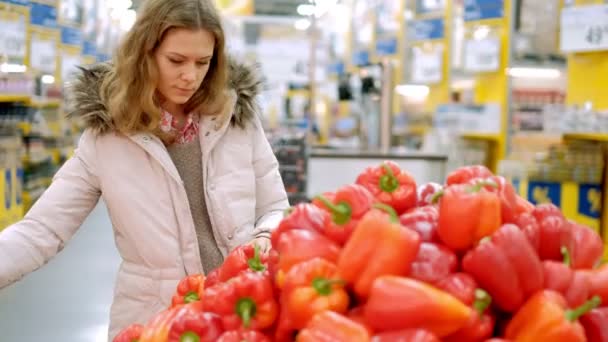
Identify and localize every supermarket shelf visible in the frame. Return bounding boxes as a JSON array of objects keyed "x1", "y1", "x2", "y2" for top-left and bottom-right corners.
[
  {"x1": 0, "y1": 94, "x2": 30, "y2": 103},
  {"x1": 563, "y1": 132, "x2": 608, "y2": 143},
  {"x1": 29, "y1": 99, "x2": 62, "y2": 108},
  {"x1": 460, "y1": 133, "x2": 501, "y2": 142}
]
